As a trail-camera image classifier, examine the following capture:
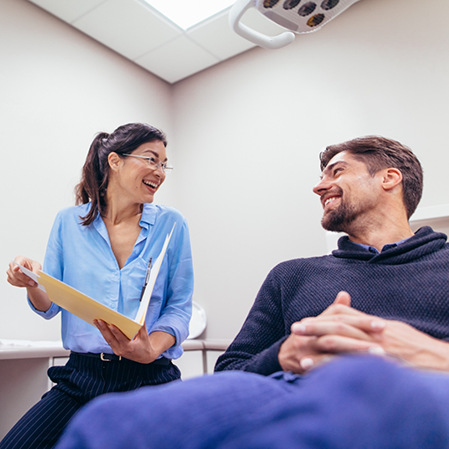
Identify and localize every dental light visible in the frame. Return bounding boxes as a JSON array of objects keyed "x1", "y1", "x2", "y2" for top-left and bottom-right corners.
[{"x1": 229, "y1": 0, "x2": 361, "y2": 49}]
